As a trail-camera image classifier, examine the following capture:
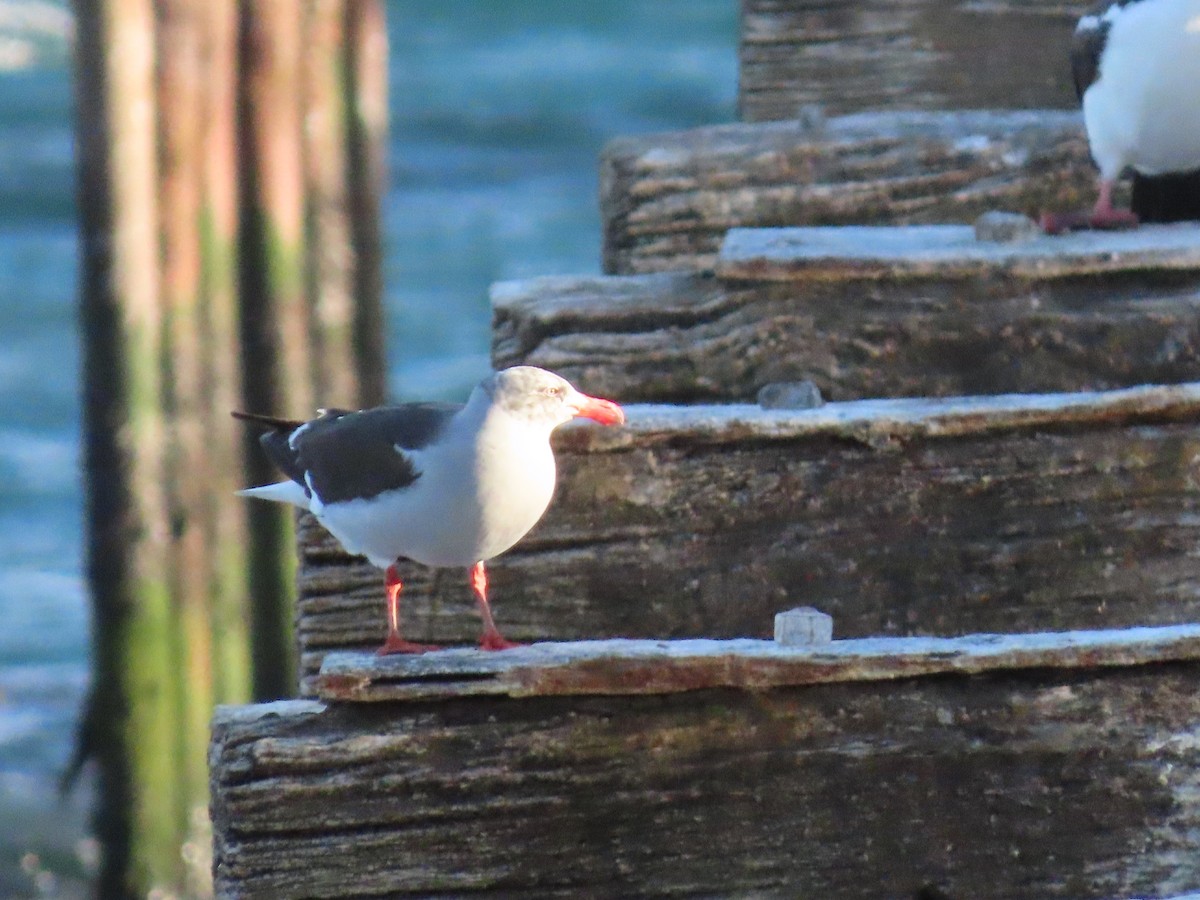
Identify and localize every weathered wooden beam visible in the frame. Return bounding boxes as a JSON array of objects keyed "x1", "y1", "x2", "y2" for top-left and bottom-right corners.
[
  {"x1": 296, "y1": 383, "x2": 1200, "y2": 693},
  {"x1": 212, "y1": 627, "x2": 1200, "y2": 897},
  {"x1": 315, "y1": 625, "x2": 1200, "y2": 703},
  {"x1": 599, "y1": 110, "x2": 1098, "y2": 274},
  {"x1": 738, "y1": 0, "x2": 1088, "y2": 121},
  {"x1": 495, "y1": 224, "x2": 1200, "y2": 404}
]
